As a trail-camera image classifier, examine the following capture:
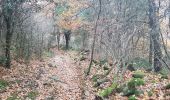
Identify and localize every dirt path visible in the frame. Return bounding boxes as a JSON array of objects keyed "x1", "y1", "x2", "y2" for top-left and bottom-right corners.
[
  {"x1": 0, "y1": 50, "x2": 87, "y2": 100},
  {"x1": 47, "y1": 51, "x2": 84, "y2": 100}
]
